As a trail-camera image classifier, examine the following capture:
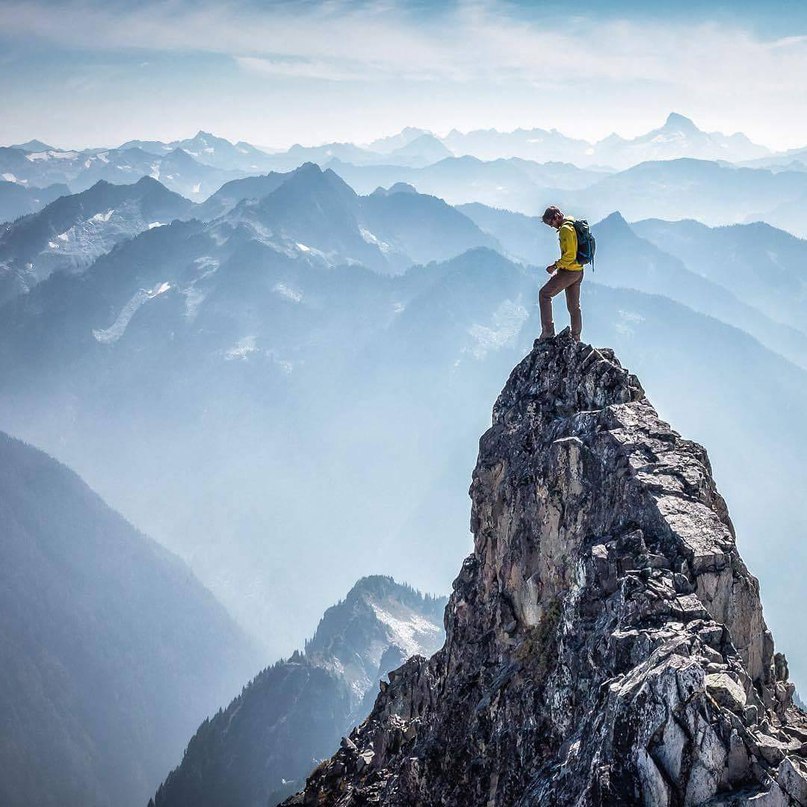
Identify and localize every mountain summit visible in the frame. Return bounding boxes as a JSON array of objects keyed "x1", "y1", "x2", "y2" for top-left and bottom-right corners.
[{"x1": 284, "y1": 330, "x2": 807, "y2": 806}]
